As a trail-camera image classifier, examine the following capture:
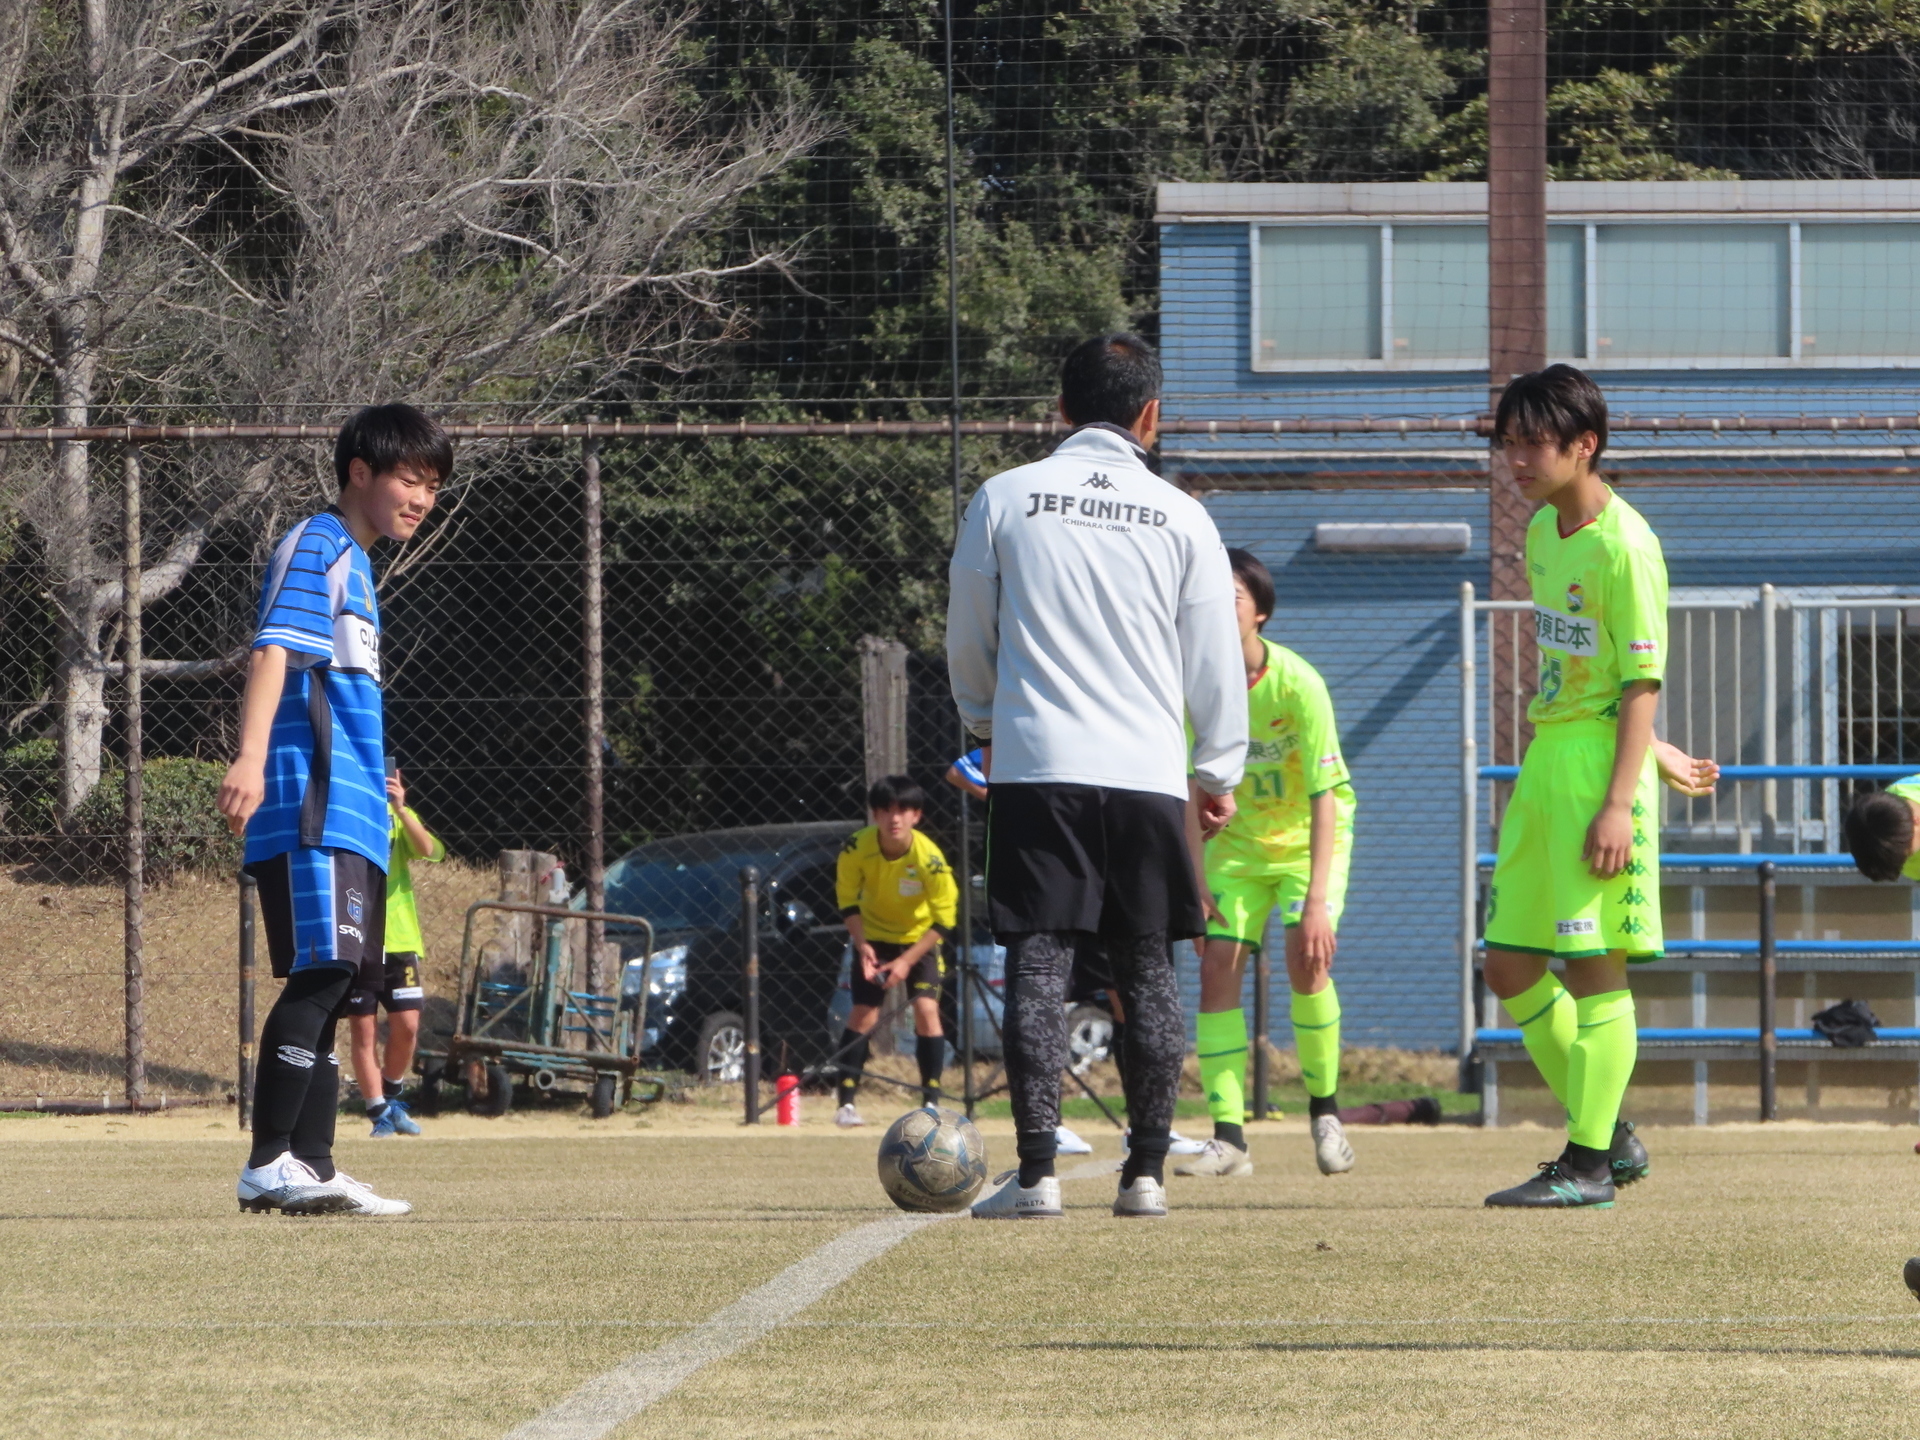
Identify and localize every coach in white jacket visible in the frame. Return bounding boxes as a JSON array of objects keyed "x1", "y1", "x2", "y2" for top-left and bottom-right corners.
[{"x1": 947, "y1": 333, "x2": 1247, "y2": 1220}]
